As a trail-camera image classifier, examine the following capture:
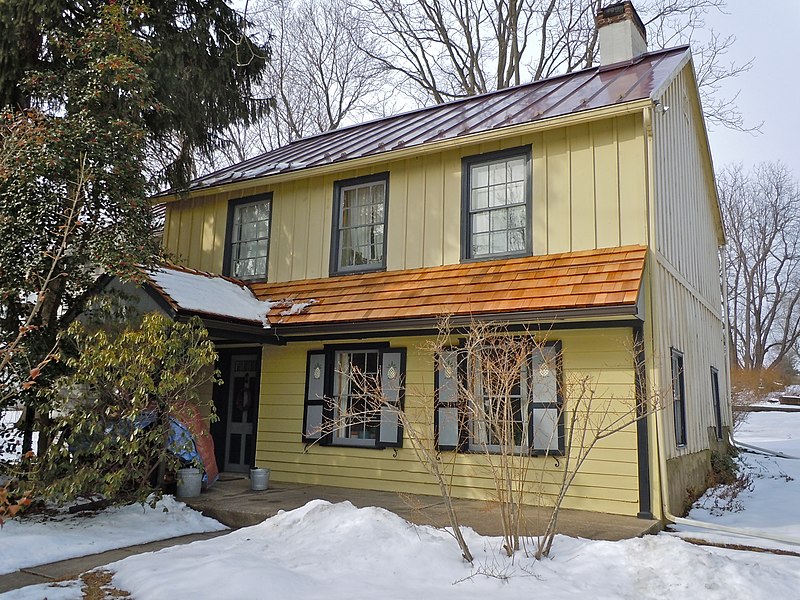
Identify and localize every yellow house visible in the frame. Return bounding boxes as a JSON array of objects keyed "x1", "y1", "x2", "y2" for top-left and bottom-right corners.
[{"x1": 145, "y1": 2, "x2": 731, "y2": 522}]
